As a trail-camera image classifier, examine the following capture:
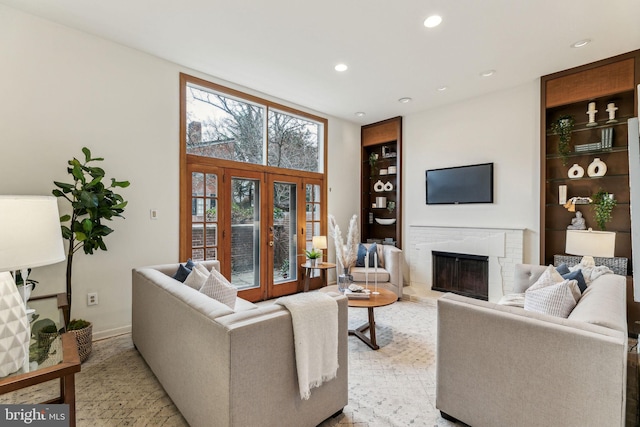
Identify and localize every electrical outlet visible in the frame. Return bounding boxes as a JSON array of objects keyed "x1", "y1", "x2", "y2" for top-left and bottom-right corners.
[{"x1": 87, "y1": 292, "x2": 98, "y2": 306}]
